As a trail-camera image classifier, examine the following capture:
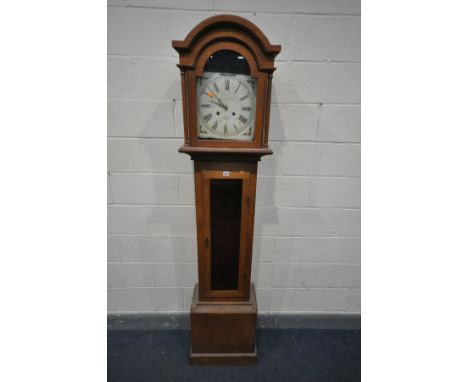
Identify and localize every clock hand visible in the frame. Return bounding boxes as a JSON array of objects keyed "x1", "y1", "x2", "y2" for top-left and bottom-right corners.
[
  {"x1": 207, "y1": 87, "x2": 229, "y2": 109},
  {"x1": 209, "y1": 100, "x2": 228, "y2": 110}
]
